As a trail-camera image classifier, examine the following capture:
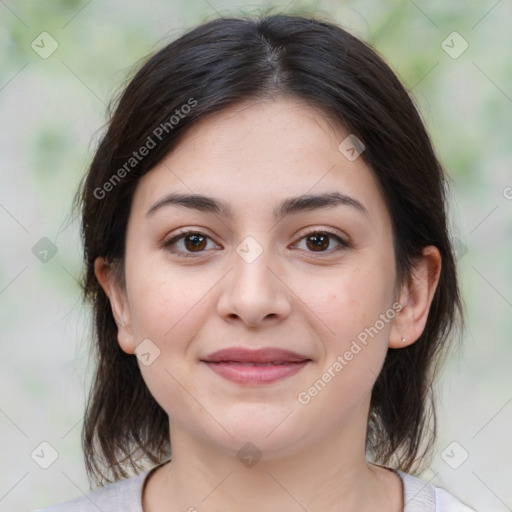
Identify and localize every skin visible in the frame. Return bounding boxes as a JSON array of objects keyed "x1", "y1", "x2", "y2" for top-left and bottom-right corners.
[{"x1": 95, "y1": 96, "x2": 441, "y2": 512}]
